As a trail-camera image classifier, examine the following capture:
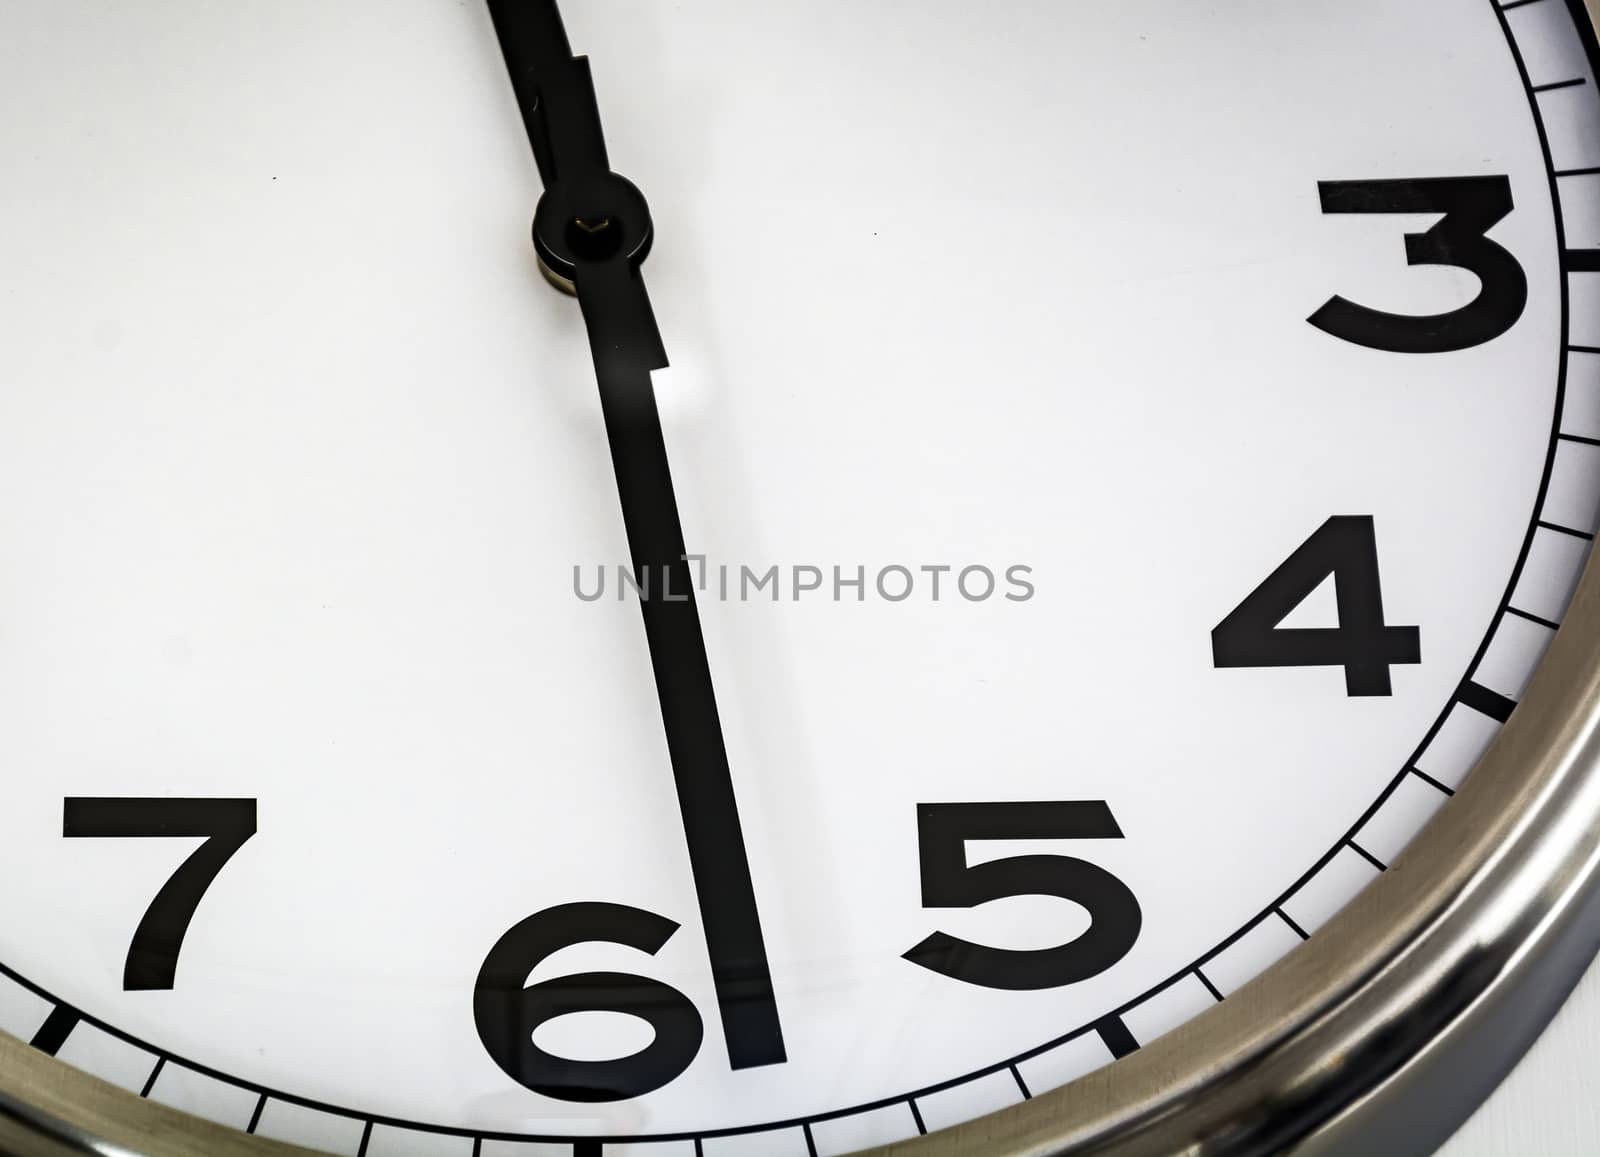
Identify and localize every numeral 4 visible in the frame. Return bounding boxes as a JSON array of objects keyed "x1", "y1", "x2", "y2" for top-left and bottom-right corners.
[{"x1": 1212, "y1": 515, "x2": 1421, "y2": 696}]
